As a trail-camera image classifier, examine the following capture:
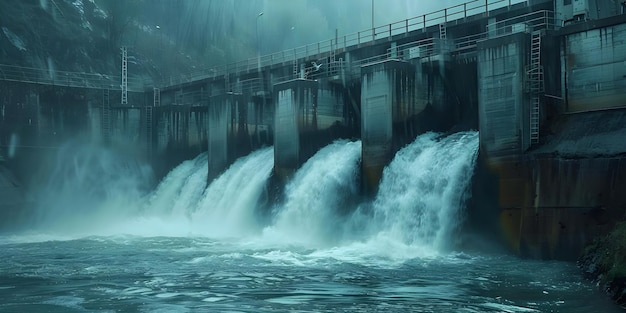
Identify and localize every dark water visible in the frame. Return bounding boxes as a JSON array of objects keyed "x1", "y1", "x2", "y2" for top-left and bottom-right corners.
[{"x1": 0, "y1": 236, "x2": 619, "y2": 313}]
